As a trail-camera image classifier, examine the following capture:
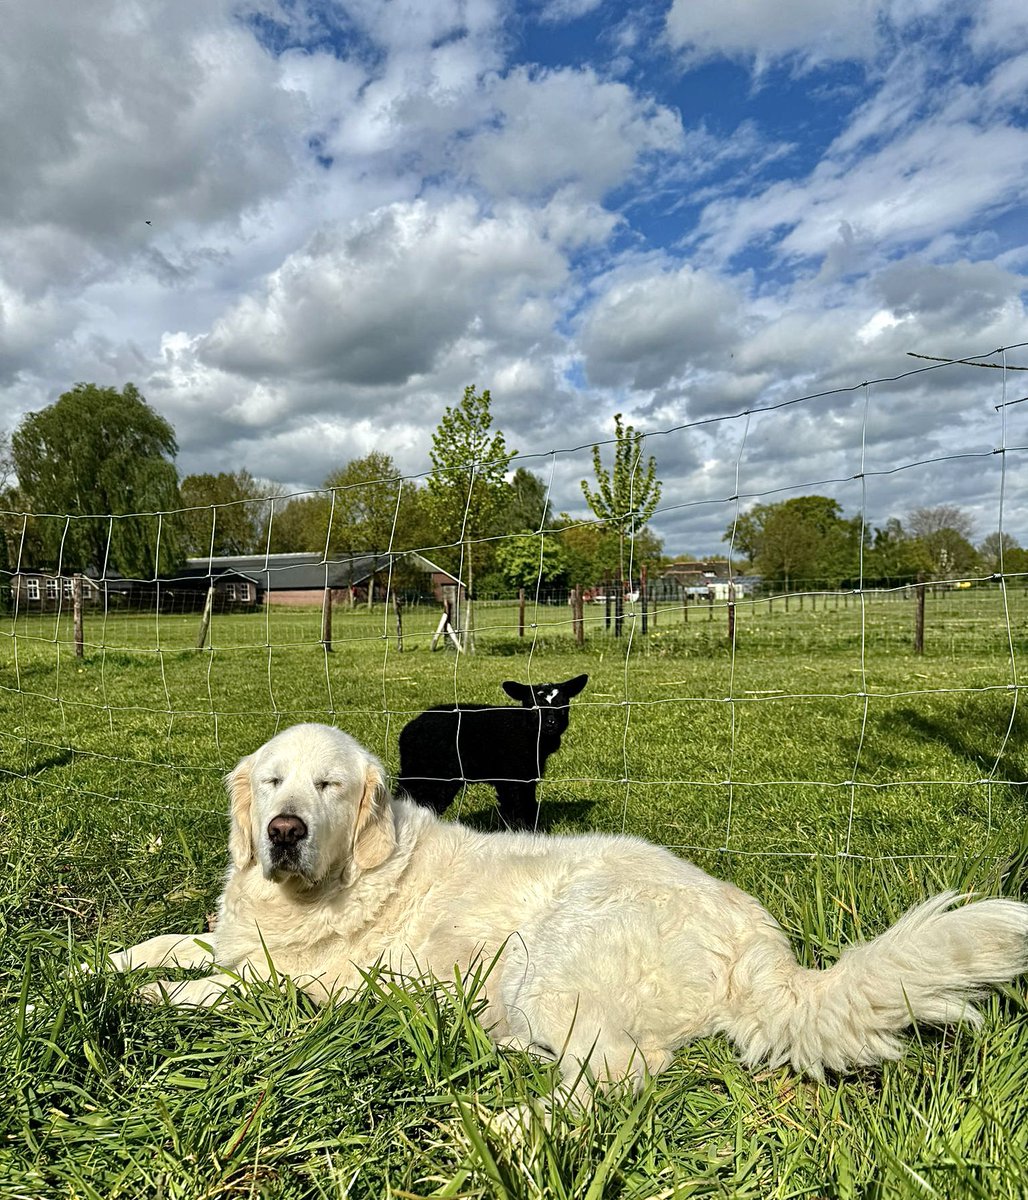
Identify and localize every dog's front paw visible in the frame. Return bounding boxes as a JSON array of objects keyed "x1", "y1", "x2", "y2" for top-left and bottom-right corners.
[
  {"x1": 106, "y1": 948, "x2": 138, "y2": 973},
  {"x1": 136, "y1": 975, "x2": 238, "y2": 1008}
]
